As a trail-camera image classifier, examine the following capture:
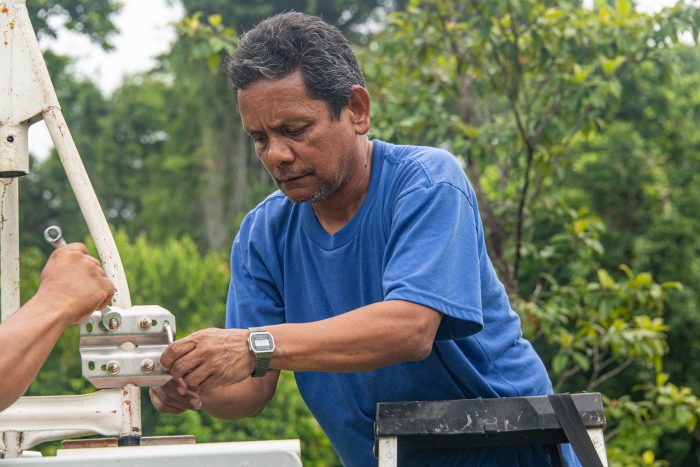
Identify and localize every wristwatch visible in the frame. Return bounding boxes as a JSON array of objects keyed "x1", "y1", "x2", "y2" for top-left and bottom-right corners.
[{"x1": 248, "y1": 327, "x2": 275, "y2": 377}]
